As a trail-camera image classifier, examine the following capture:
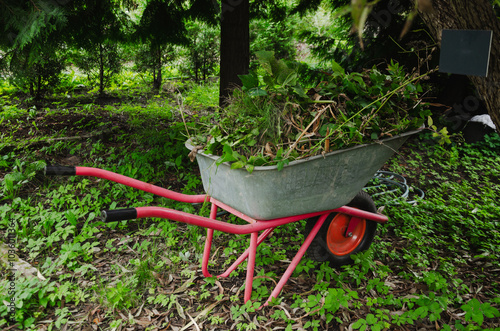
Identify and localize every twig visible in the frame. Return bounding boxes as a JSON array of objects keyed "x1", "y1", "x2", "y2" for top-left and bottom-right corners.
[
  {"x1": 29, "y1": 0, "x2": 40, "y2": 11},
  {"x1": 285, "y1": 106, "x2": 328, "y2": 158},
  {"x1": 292, "y1": 305, "x2": 324, "y2": 322},
  {"x1": 186, "y1": 313, "x2": 200, "y2": 331},
  {"x1": 253, "y1": 275, "x2": 278, "y2": 286},
  {"x1": 179, "y1": 299, "x2": 226, "y2": 331},
  {"x1": 175, "y1": 89, "x2": 191, "y2": 139},
  {"x1": 0, "y1": 0, "x2": 15, "y2": 15}
]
